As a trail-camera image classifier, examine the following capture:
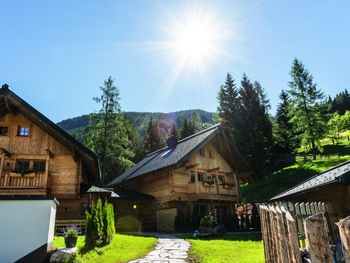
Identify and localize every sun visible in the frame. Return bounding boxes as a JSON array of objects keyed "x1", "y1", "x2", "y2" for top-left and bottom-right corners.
[{"x1": 164, "y1": 5, "x2": 232, "y2": 70}]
